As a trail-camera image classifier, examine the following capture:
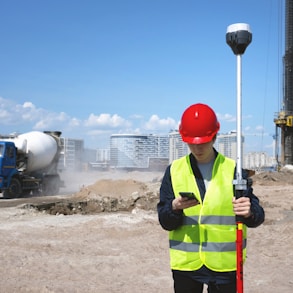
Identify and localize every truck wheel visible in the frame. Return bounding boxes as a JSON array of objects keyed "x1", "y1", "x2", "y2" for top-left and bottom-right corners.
[{"x1": 3, "y1": 178, "x2": 22, "y2": 198}]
